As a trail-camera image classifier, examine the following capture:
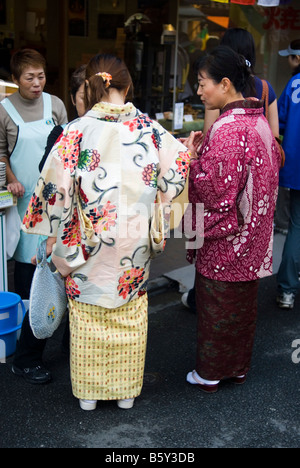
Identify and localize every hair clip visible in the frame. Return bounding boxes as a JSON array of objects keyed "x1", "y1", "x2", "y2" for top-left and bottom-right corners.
[
  {"x1": 95, "y1": 72, "x2": 112, "y2": 88},
  {"x1": 245, "y1": 59, "x2": 252, "y2": 68}
]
